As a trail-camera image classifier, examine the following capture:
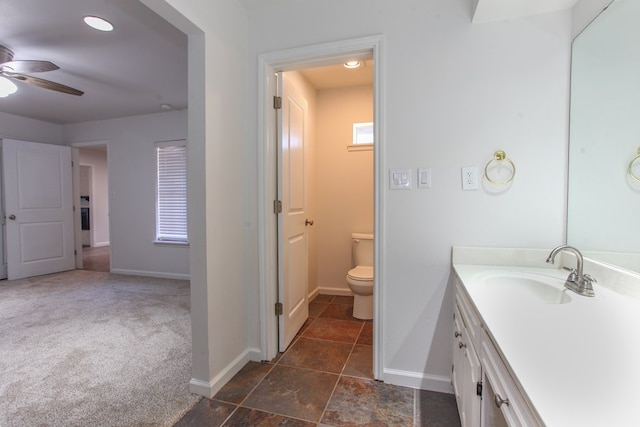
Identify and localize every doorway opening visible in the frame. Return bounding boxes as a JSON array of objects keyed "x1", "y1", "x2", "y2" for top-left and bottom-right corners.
[
  {"x1": 259, "y1": 36, "x2": 384, "y2": 379},
  {"x1": 74, "y1": 143, "x2": 110, "y2": 273}
]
